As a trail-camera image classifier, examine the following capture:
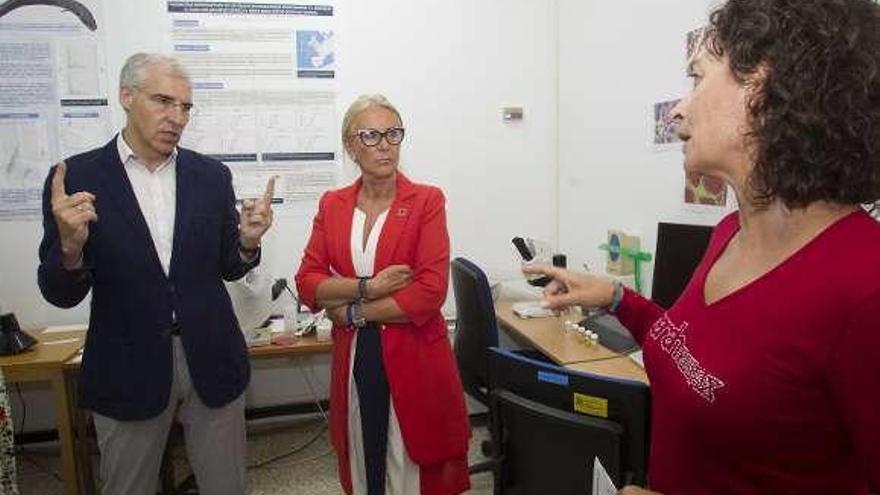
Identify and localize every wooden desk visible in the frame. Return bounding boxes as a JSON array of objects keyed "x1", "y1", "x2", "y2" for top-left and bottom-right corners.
[
  {"x1": 1, "y1": 329, "x2": 86, "y2": 495},
  {"x1": 248, "y1": 334, "x2": 332, "y2": 360},
  {"x1": 63, "y1": 332, "x2": 333, "y2": 495},
  {"x1": 568, "y1": 357, "x2": 649, "y2": 384},
  {"x1": 495, "y1": 300, "x2": 648, "y2": 383},
  {"x1": 495, "y1": 300, "x2": 619, "y2": 365}
]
